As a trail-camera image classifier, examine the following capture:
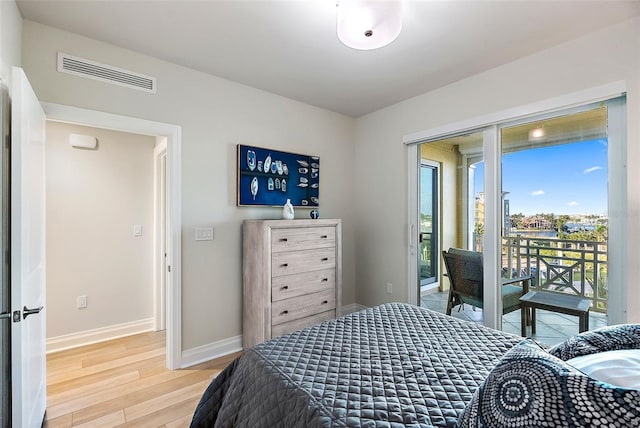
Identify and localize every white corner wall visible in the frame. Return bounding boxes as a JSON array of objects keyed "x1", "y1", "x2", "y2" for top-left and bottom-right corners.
[
  {"x1": 45, "y1": 121, "x2": 156, "y2": 339},
  {"x1": 21, "y1": 20, "x2": 356, "y2": 351},
  {"x1": 0, "y1": 0, "x2": 21, "y2": 87},
  {"x1": 354, "y1": 17, "x2": 640, "y2": 324}
]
